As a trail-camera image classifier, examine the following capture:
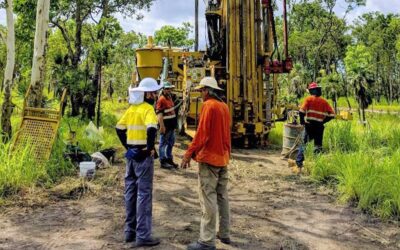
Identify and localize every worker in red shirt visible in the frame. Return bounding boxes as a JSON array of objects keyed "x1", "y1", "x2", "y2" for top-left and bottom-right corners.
[
  {"x1": 181, "y1": 77, "x2": 231, "y2": 250},
  {"x1": 156, "y1": 81, "x2": 178, "y2": 169},
  {"x1": 290, "y1": 82, "x2": 335, "y2": 174}
]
